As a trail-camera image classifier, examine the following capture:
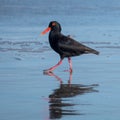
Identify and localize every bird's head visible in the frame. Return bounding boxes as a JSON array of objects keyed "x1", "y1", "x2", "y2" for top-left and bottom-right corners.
[{"x1": 41, "y1": 21, "x2": 61, "y2": 35}]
